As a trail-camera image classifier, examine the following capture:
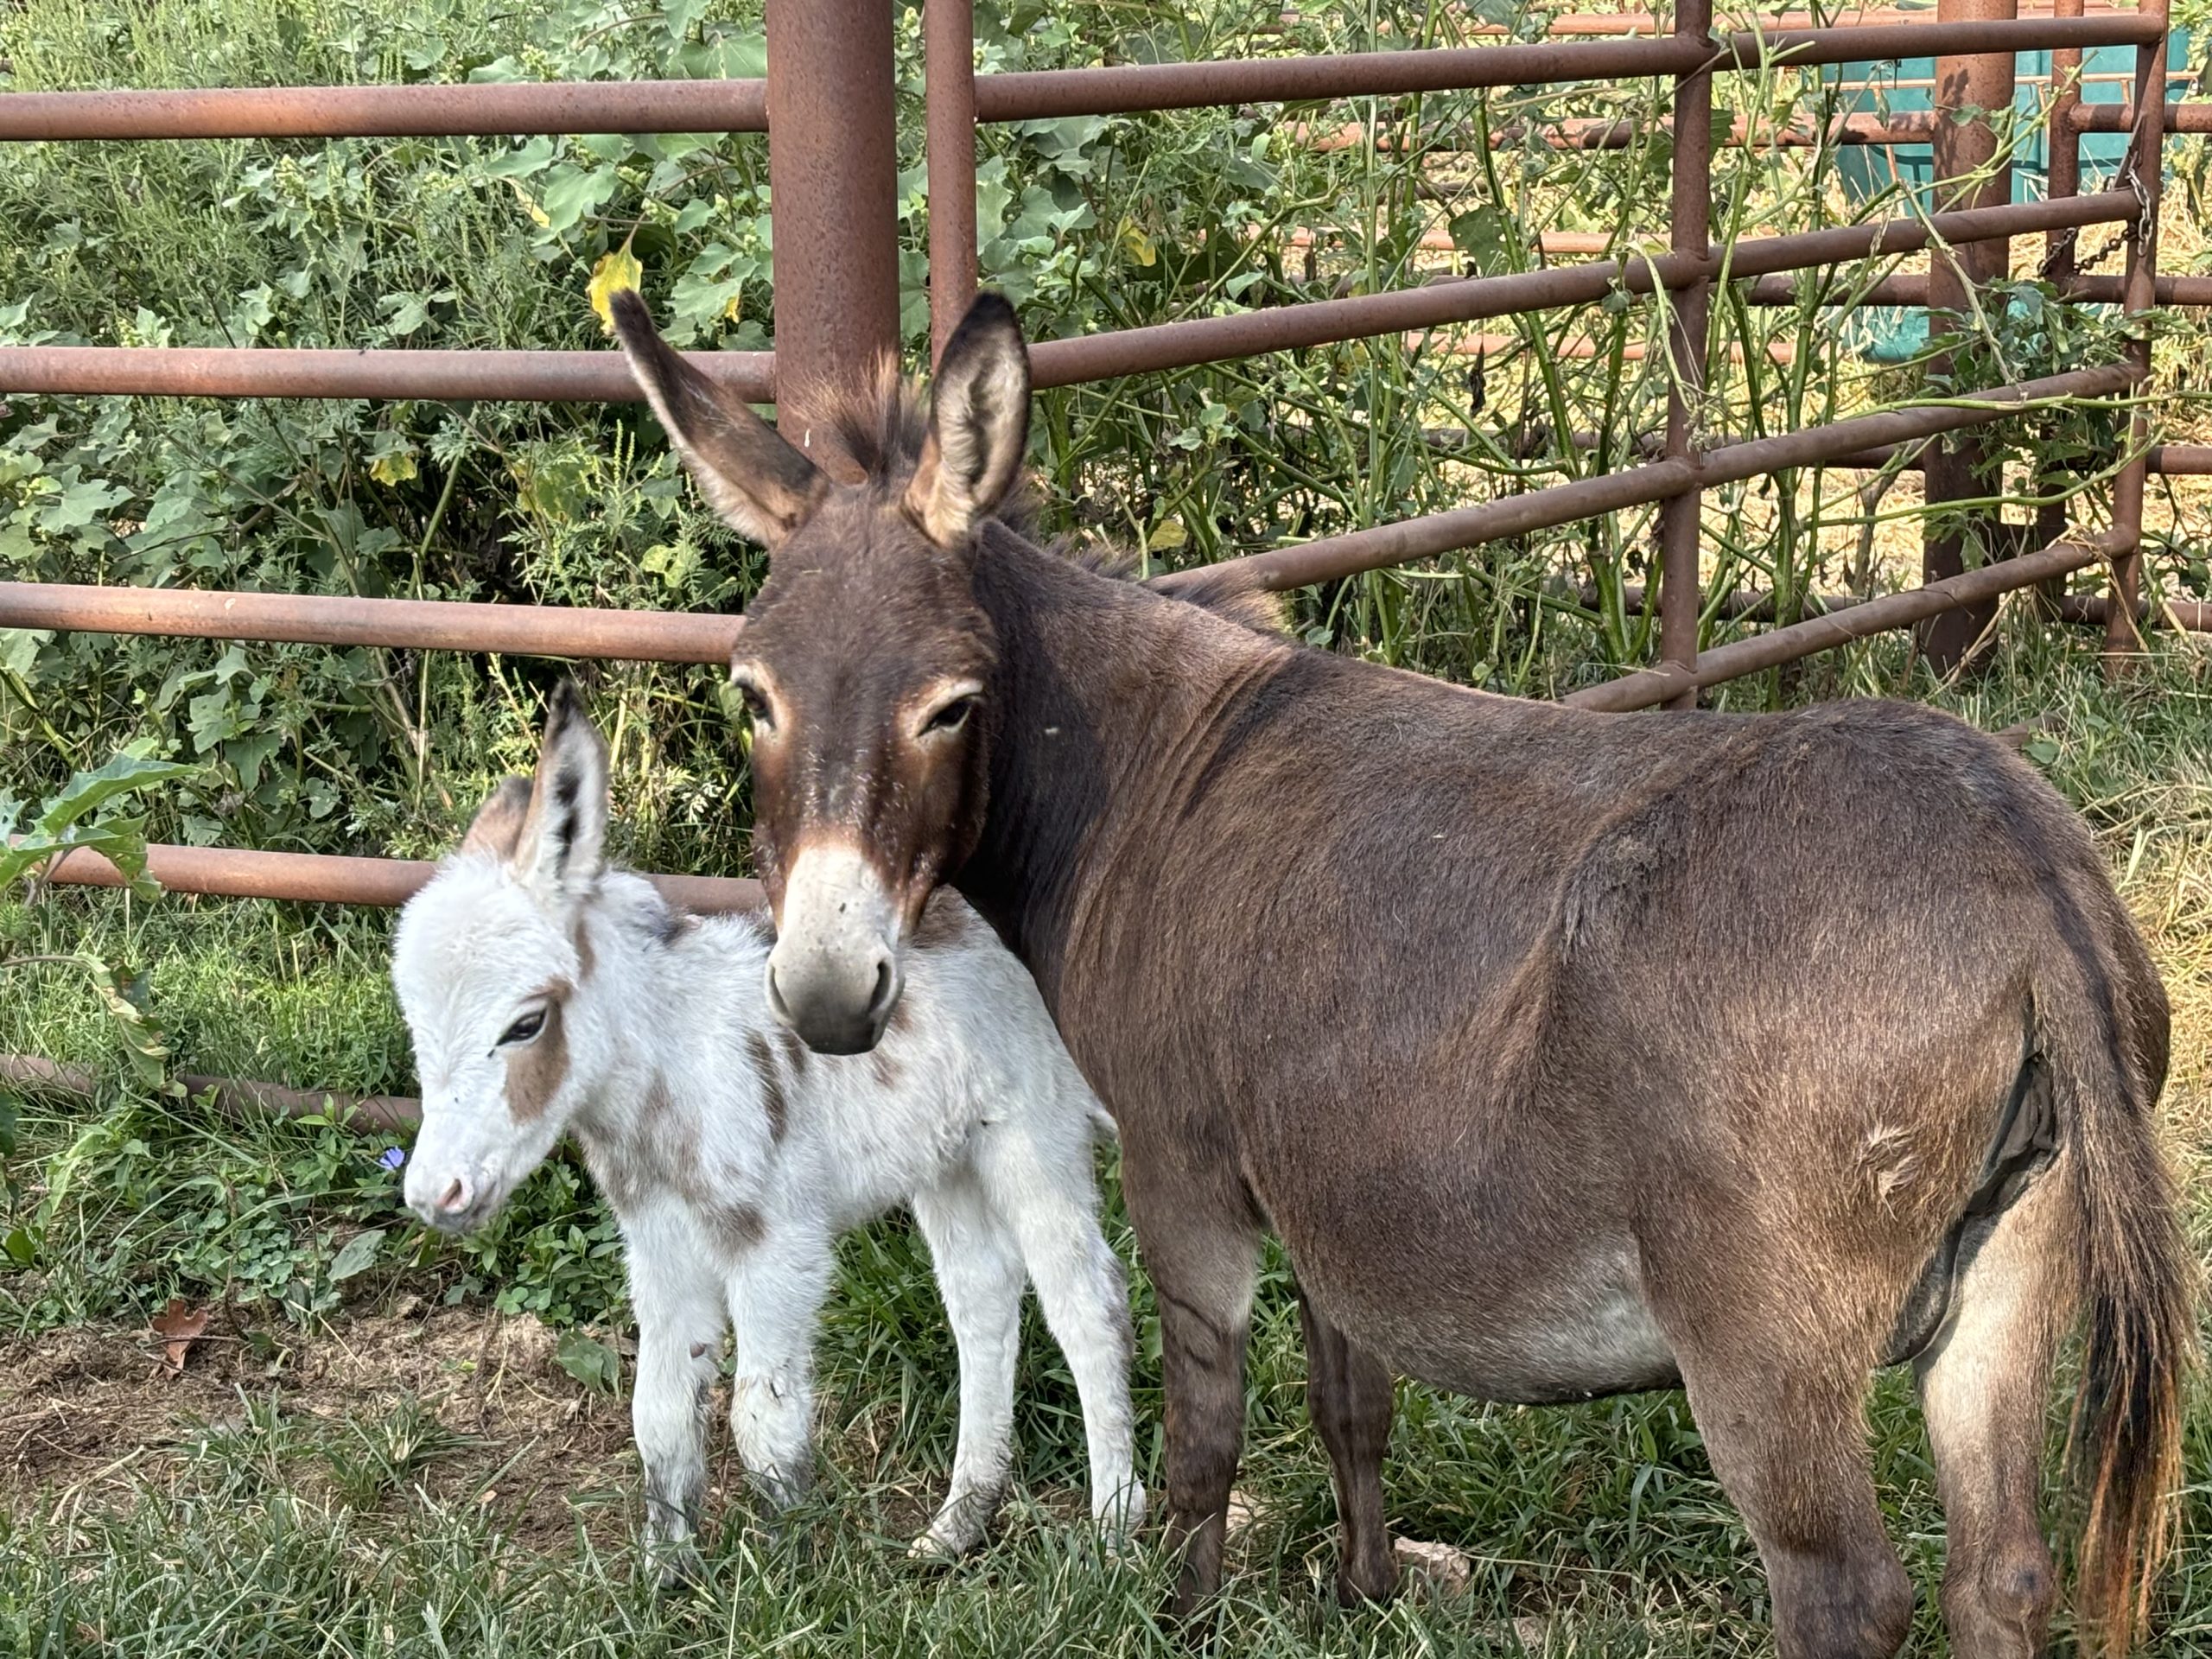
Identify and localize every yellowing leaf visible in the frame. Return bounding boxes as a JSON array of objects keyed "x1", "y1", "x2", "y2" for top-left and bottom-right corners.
[
  {"x1": 588, "y1": 243, "x2": 644, "y2": 334},
  {"x1": 1120, "y1": 219, "x2": 1157, "y2": 268},
  {"x1": 1147, "y1": 516, "x2": 1188, "y2": 552},
  {"x1": 369, "y1": 448, "x2": 418, "y2": 486}
]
